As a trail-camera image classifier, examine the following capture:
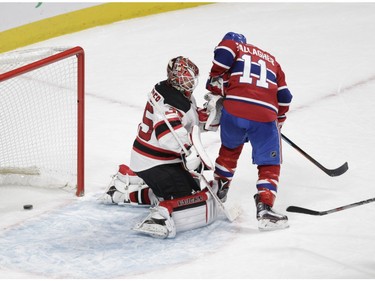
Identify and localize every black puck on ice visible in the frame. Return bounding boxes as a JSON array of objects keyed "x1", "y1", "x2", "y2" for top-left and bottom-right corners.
[{"x1": 23, "y1": 204, "x2": 33, "y2": 210}]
